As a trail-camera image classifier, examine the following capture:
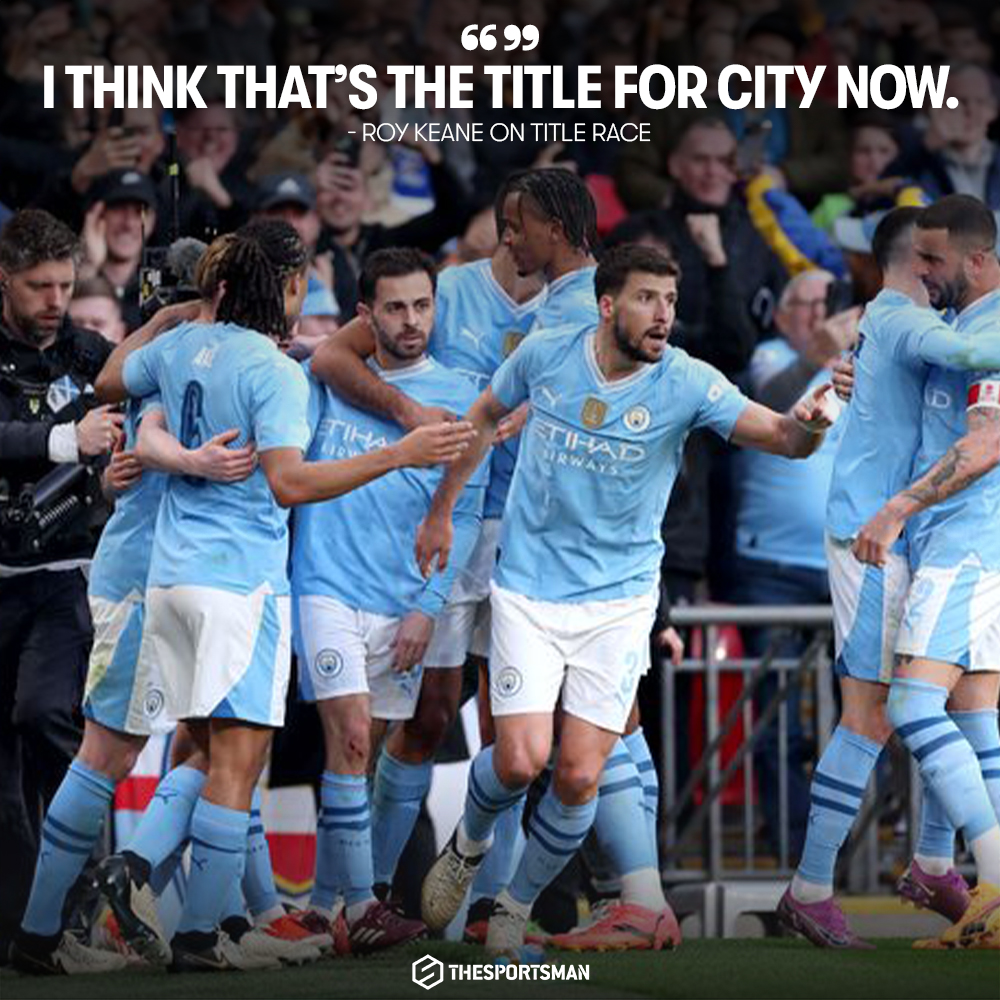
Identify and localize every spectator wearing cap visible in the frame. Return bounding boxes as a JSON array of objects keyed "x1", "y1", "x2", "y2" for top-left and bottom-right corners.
[
  {"x1": 252, "y1": 171, "x2": 356, "y2": 319},
  {"x1": 68, "y1": 276, "x2": 126, "y2": 346},
  {"x1": 888, "y1": 64, "x2": 1000, "y2": 209},
  {"x1": 616, "y1": 13, "x2": 848, "y2": 210},
  {"x1": 286, "y1": 275, "x2": 340, "y2": 361},
  {"x1": 79, "y1": 169, "x2": 158, "y2": 331}
]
